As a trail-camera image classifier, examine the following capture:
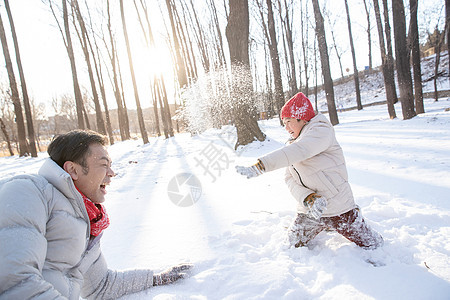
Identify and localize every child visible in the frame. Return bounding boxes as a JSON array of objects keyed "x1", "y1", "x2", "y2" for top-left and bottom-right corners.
[{"x1": 236, "y1": 92, "x2": 383, "y2": 249}]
